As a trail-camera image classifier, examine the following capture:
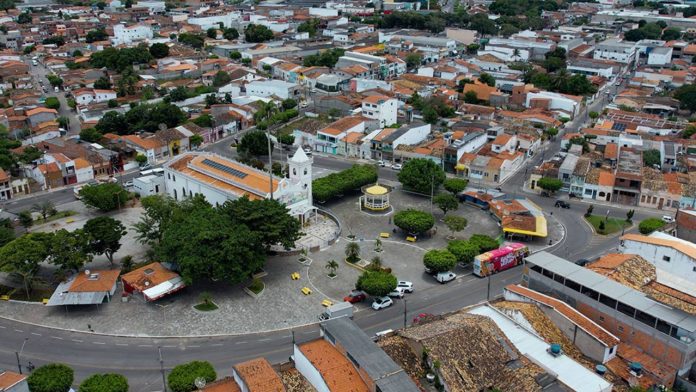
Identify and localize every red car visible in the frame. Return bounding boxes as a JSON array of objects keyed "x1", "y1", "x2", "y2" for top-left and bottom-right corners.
[{"x1": 343, "y1": 290, "x2": 367, "y2": 303}]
